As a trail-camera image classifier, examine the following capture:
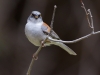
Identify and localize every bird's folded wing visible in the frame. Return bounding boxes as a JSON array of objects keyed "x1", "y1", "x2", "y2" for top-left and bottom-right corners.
[{"x1": 41, "y1": 22, "x2": 60, "y2": 39}]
